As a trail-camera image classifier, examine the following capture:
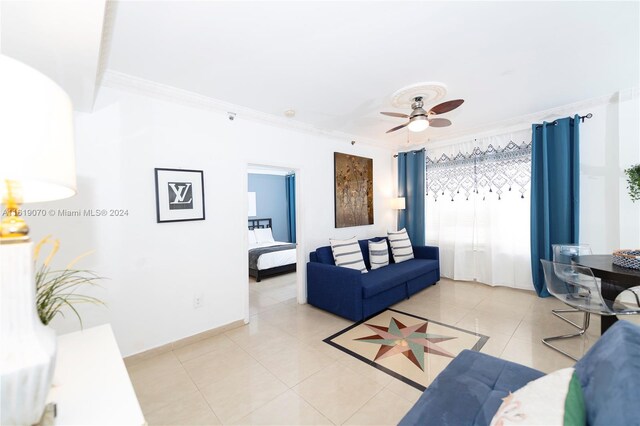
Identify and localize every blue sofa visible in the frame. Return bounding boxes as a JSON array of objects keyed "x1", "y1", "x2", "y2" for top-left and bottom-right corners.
[
  {"x1": 400, "y1": 320, "x2": 640, "y2": 426},
  {"x1": 307, "y1": 237, "x2": 440, "y2": 321}
]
